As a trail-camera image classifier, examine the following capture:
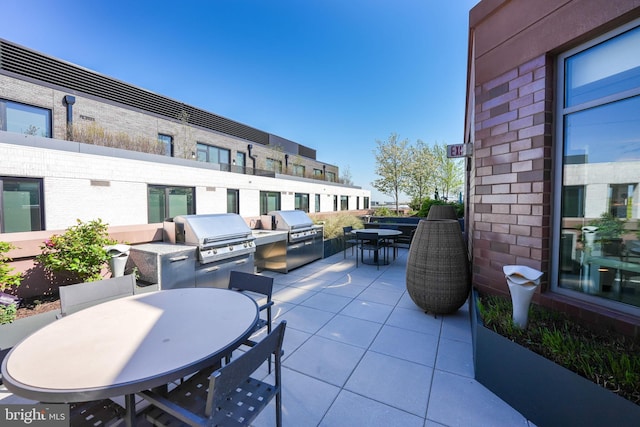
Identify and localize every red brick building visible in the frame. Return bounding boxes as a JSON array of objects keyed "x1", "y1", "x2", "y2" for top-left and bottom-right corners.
[{"x1": 465, "y1": 0, "x2": 640, "y2": 336}]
